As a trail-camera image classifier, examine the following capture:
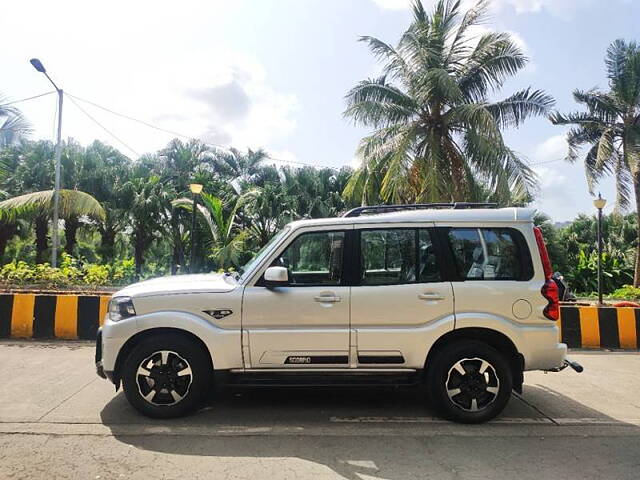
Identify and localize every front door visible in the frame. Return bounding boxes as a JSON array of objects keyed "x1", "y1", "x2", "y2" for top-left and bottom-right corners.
[
  {"x1": 350, "y1": 226, "x2": 455, "y2": 369},
  {"x1": 242, "y1": 229, "x2": 351, "y2": 368}
]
